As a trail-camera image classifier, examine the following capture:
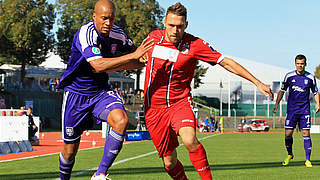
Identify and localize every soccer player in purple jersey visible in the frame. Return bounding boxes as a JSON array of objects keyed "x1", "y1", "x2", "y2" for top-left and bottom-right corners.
[
  {"x1": 273, "y1": 54, "x2": 319, "y2": 168},
  {"x1": 56, "y1": 0, "x2": 153, "y2": 179}
]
